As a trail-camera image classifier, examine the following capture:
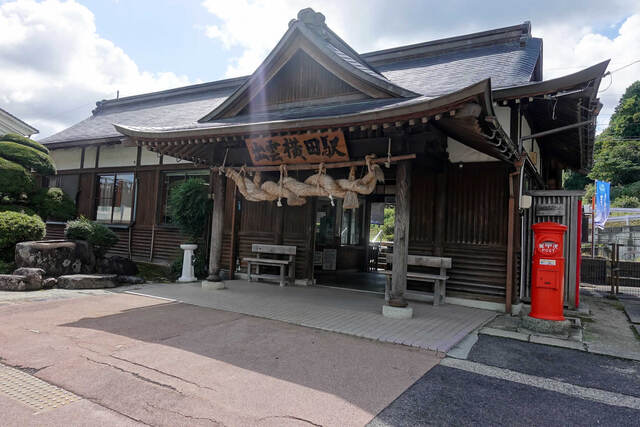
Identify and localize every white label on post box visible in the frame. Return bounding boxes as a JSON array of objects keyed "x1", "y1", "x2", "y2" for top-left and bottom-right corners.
[{"x1": 540, "y1": 259, "x2": 556, "y2": 266}]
